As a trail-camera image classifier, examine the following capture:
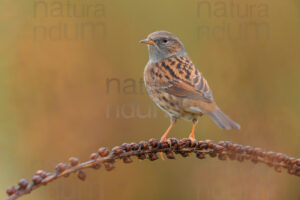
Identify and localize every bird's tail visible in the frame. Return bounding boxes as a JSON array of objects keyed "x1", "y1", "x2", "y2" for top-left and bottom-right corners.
[{"x1": 207, "y1": 109, "x2": 240, "y2": 130}]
